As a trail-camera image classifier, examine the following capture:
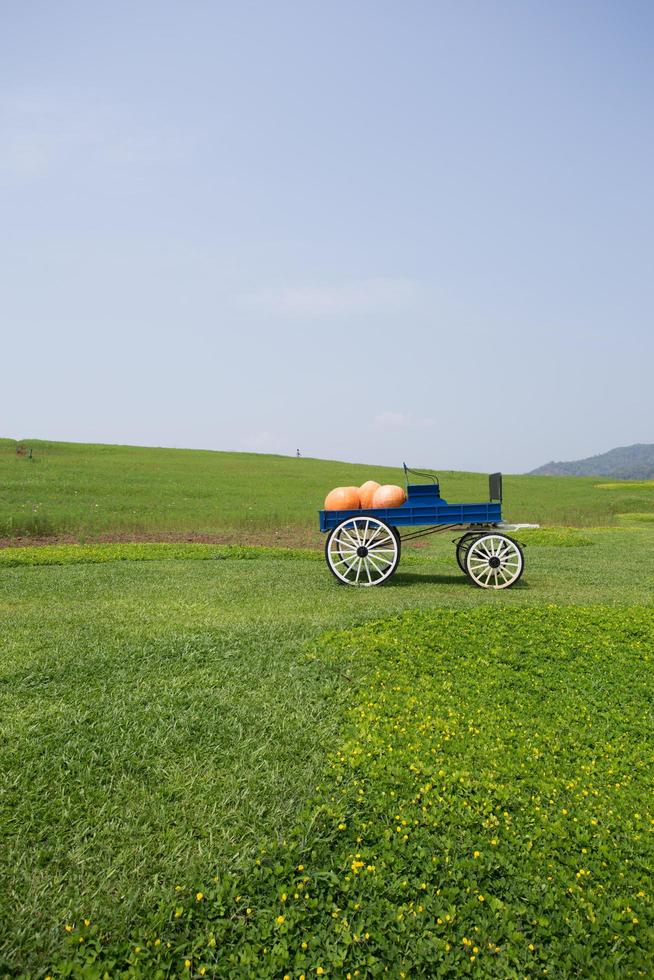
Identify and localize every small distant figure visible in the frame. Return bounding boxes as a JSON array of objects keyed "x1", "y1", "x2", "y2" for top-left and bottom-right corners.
[{"x1": 296, "y1": 449, "x2": 301, "y2": 458}]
